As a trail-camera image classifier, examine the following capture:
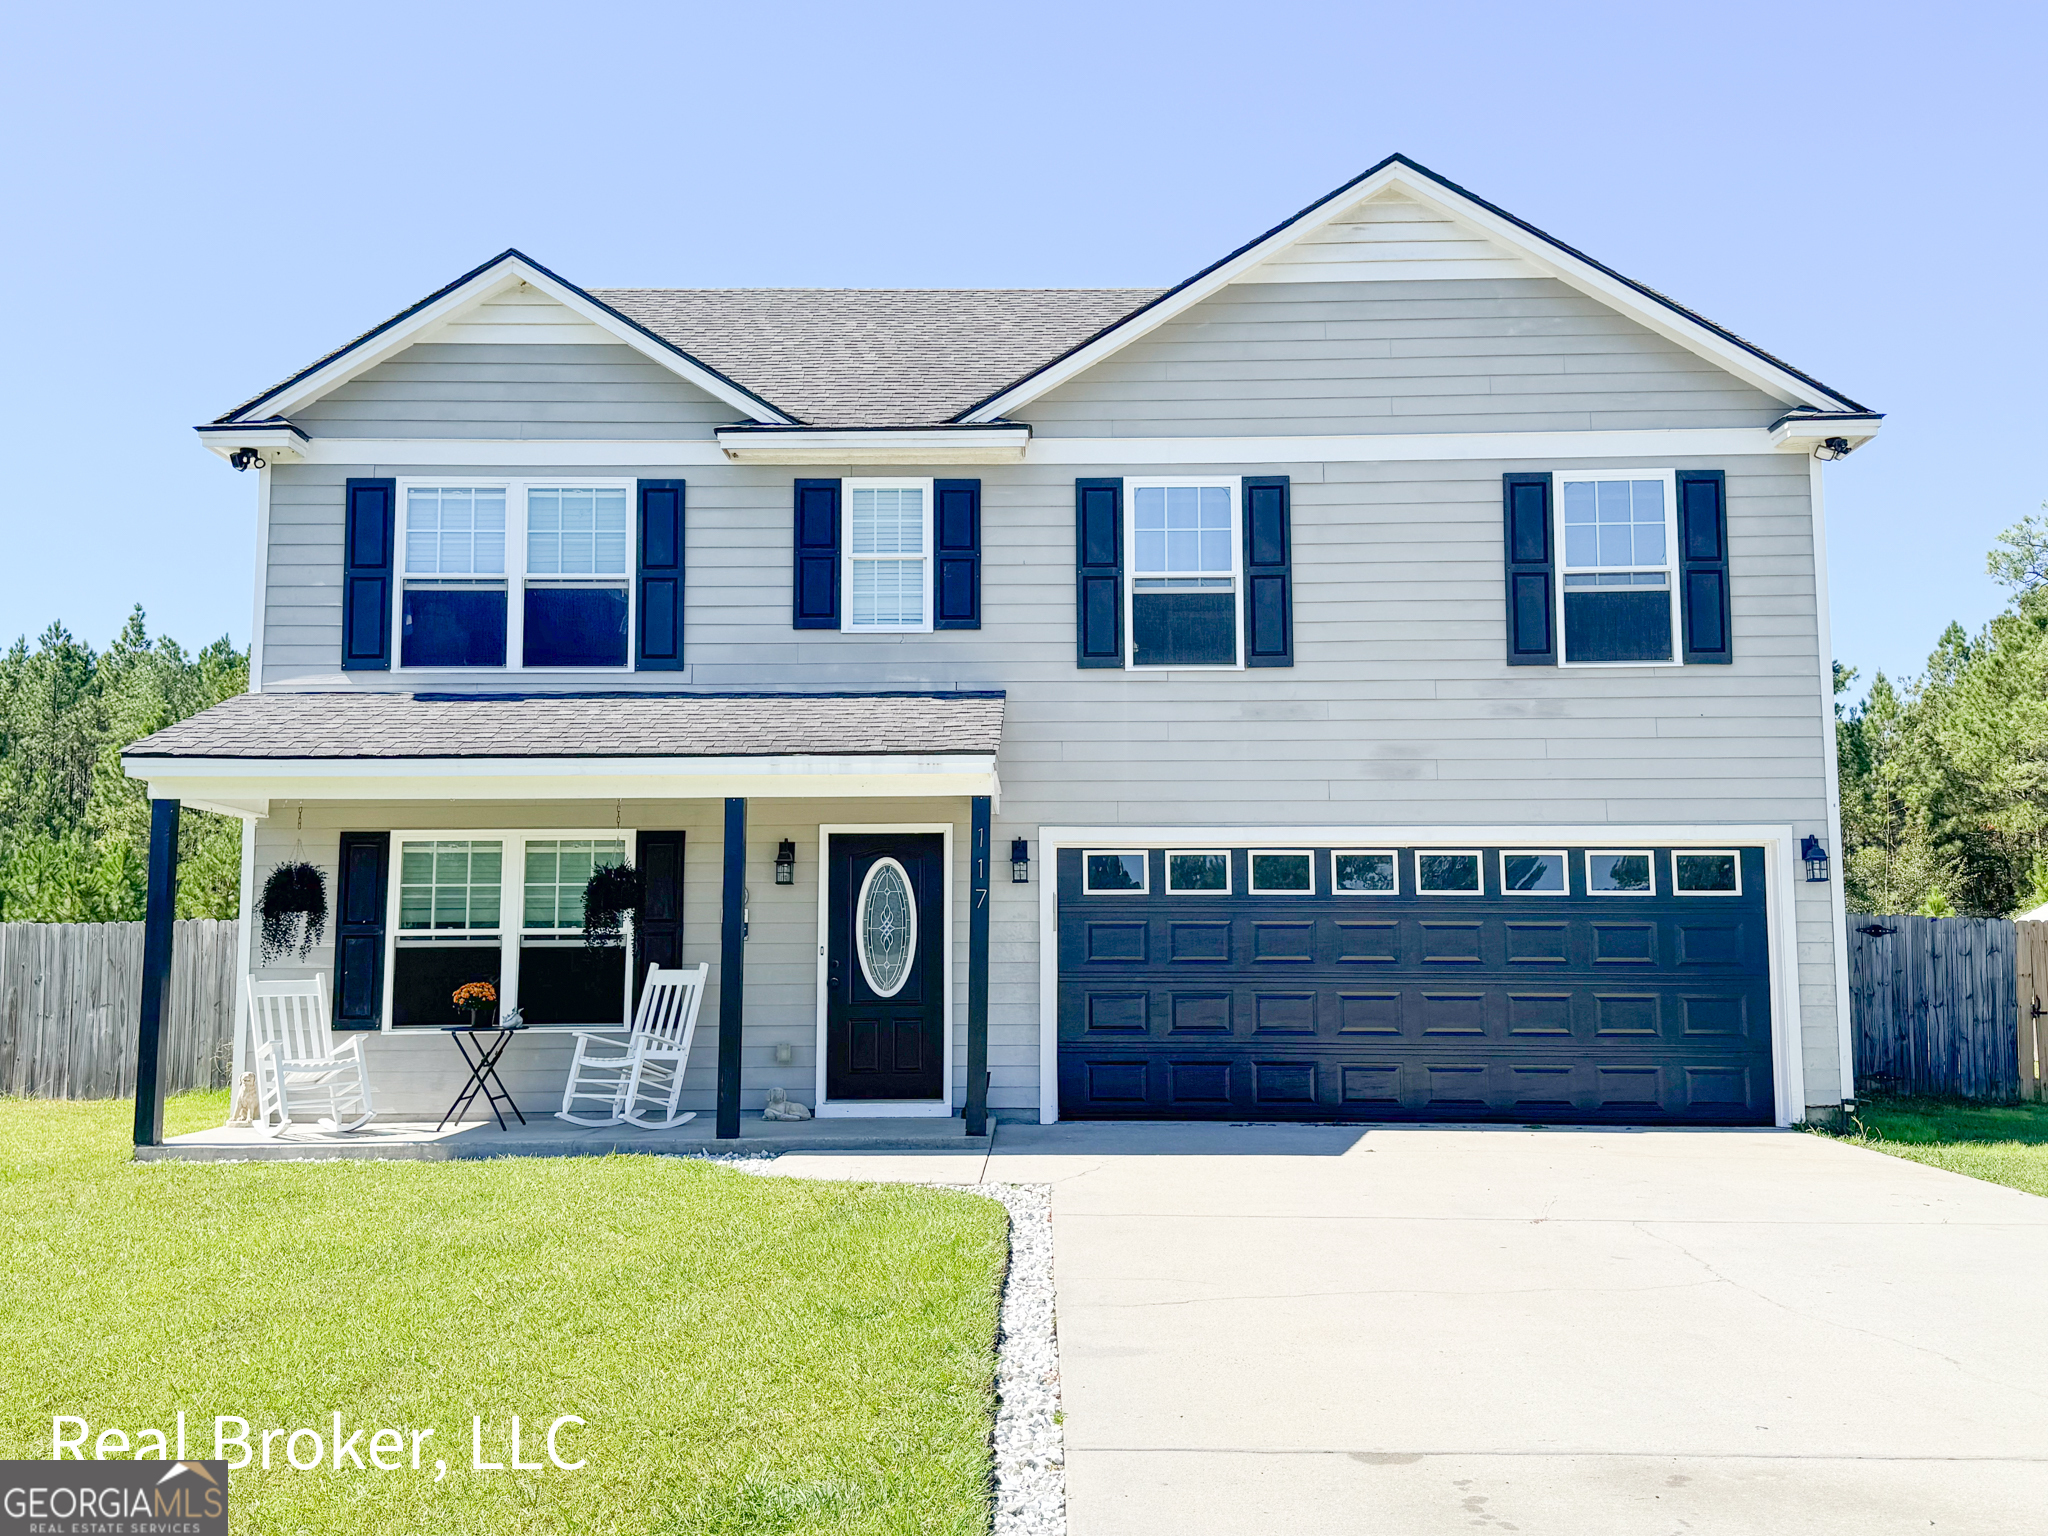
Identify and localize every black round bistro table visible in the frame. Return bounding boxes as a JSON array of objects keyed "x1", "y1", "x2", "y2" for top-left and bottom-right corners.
[{"x1": 436, "y1": 1023, "x2": 528, "y2": 1131}]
